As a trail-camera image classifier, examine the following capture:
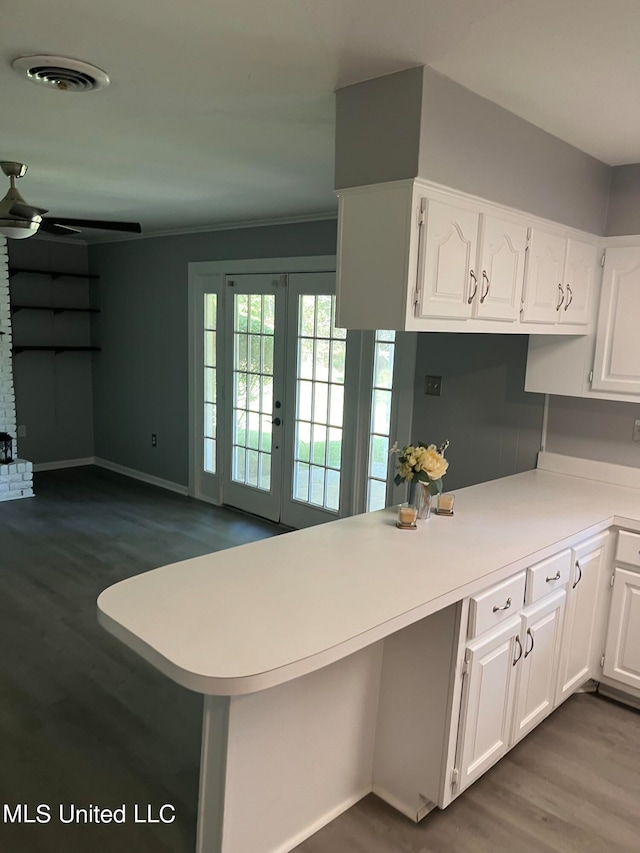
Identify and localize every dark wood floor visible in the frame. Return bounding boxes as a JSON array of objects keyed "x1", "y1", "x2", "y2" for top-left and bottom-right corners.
[{"x1": 0, "y1": 467, "x2": 638, "y2": 853}]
